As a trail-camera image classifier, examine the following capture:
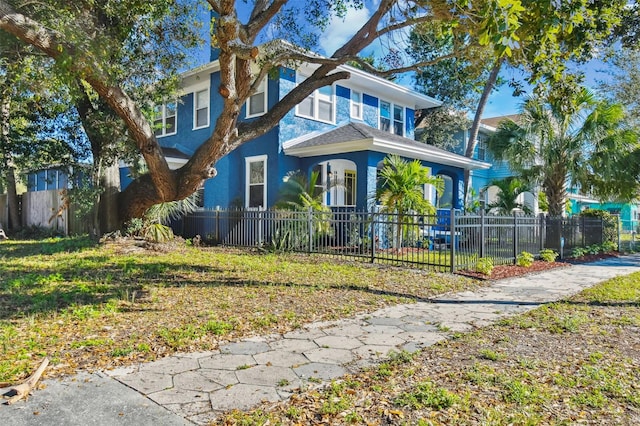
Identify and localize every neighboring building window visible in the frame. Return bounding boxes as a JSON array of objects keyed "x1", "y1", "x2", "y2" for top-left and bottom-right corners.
[
  {"x1": 476, "y1": 133, "x2": 488, "y2": 161},
  {"x1": 350, "y1": 90, "x2": 362, "y2": 119},
  {"x1": 344, "y1": 170, "x2": 356, "y2": 205},
  {"x1": 194, "y1": 89, "x2": 209, "y2": 129},
  {"x1": 154, "y1": 101, "x2": 177, "y2": 137},
  {"x1": 296, "y1": 72, "x2": 334, "y2": 123},
  {"x1": 245, "y1": 155, "x2": 267, "y2": 208},
  {"x1": 379, "y1": 100, "x2": 404, "y2": 136},
  {"x1": 247, "y1": 78, "x2": 267, "y2": 117}
]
